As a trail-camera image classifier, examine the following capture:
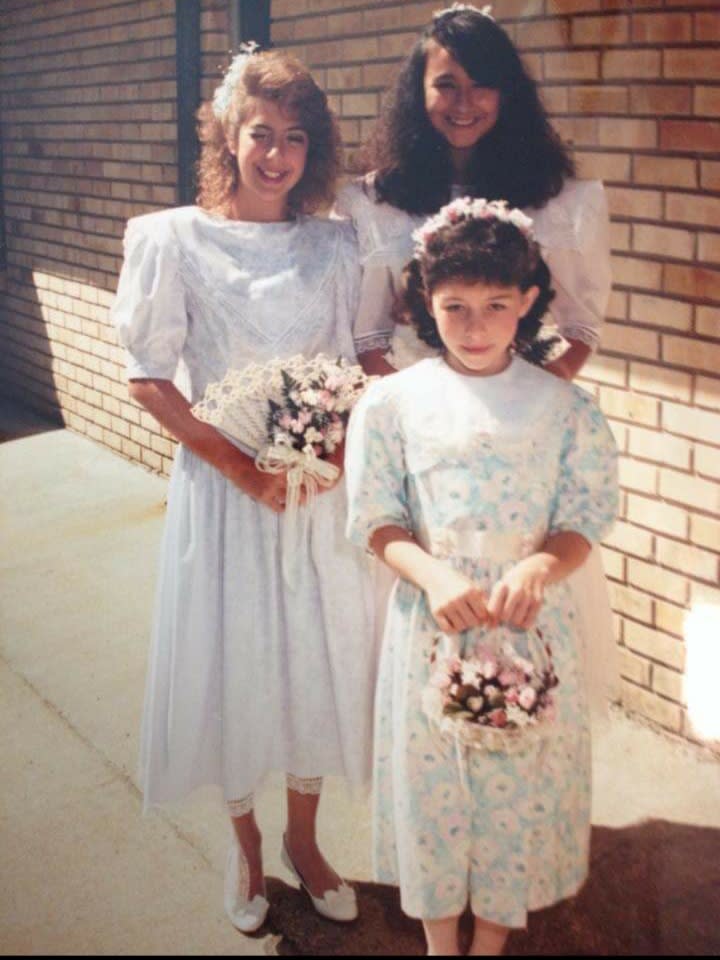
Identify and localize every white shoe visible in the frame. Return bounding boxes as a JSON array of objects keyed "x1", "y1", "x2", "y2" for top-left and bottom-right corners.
[
  {"x1": 281, "y1": 836, "x2": 358, "y2": 923},
  {"x1": 224, "y1": 842, "x2": 269, "y2": 934}
]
